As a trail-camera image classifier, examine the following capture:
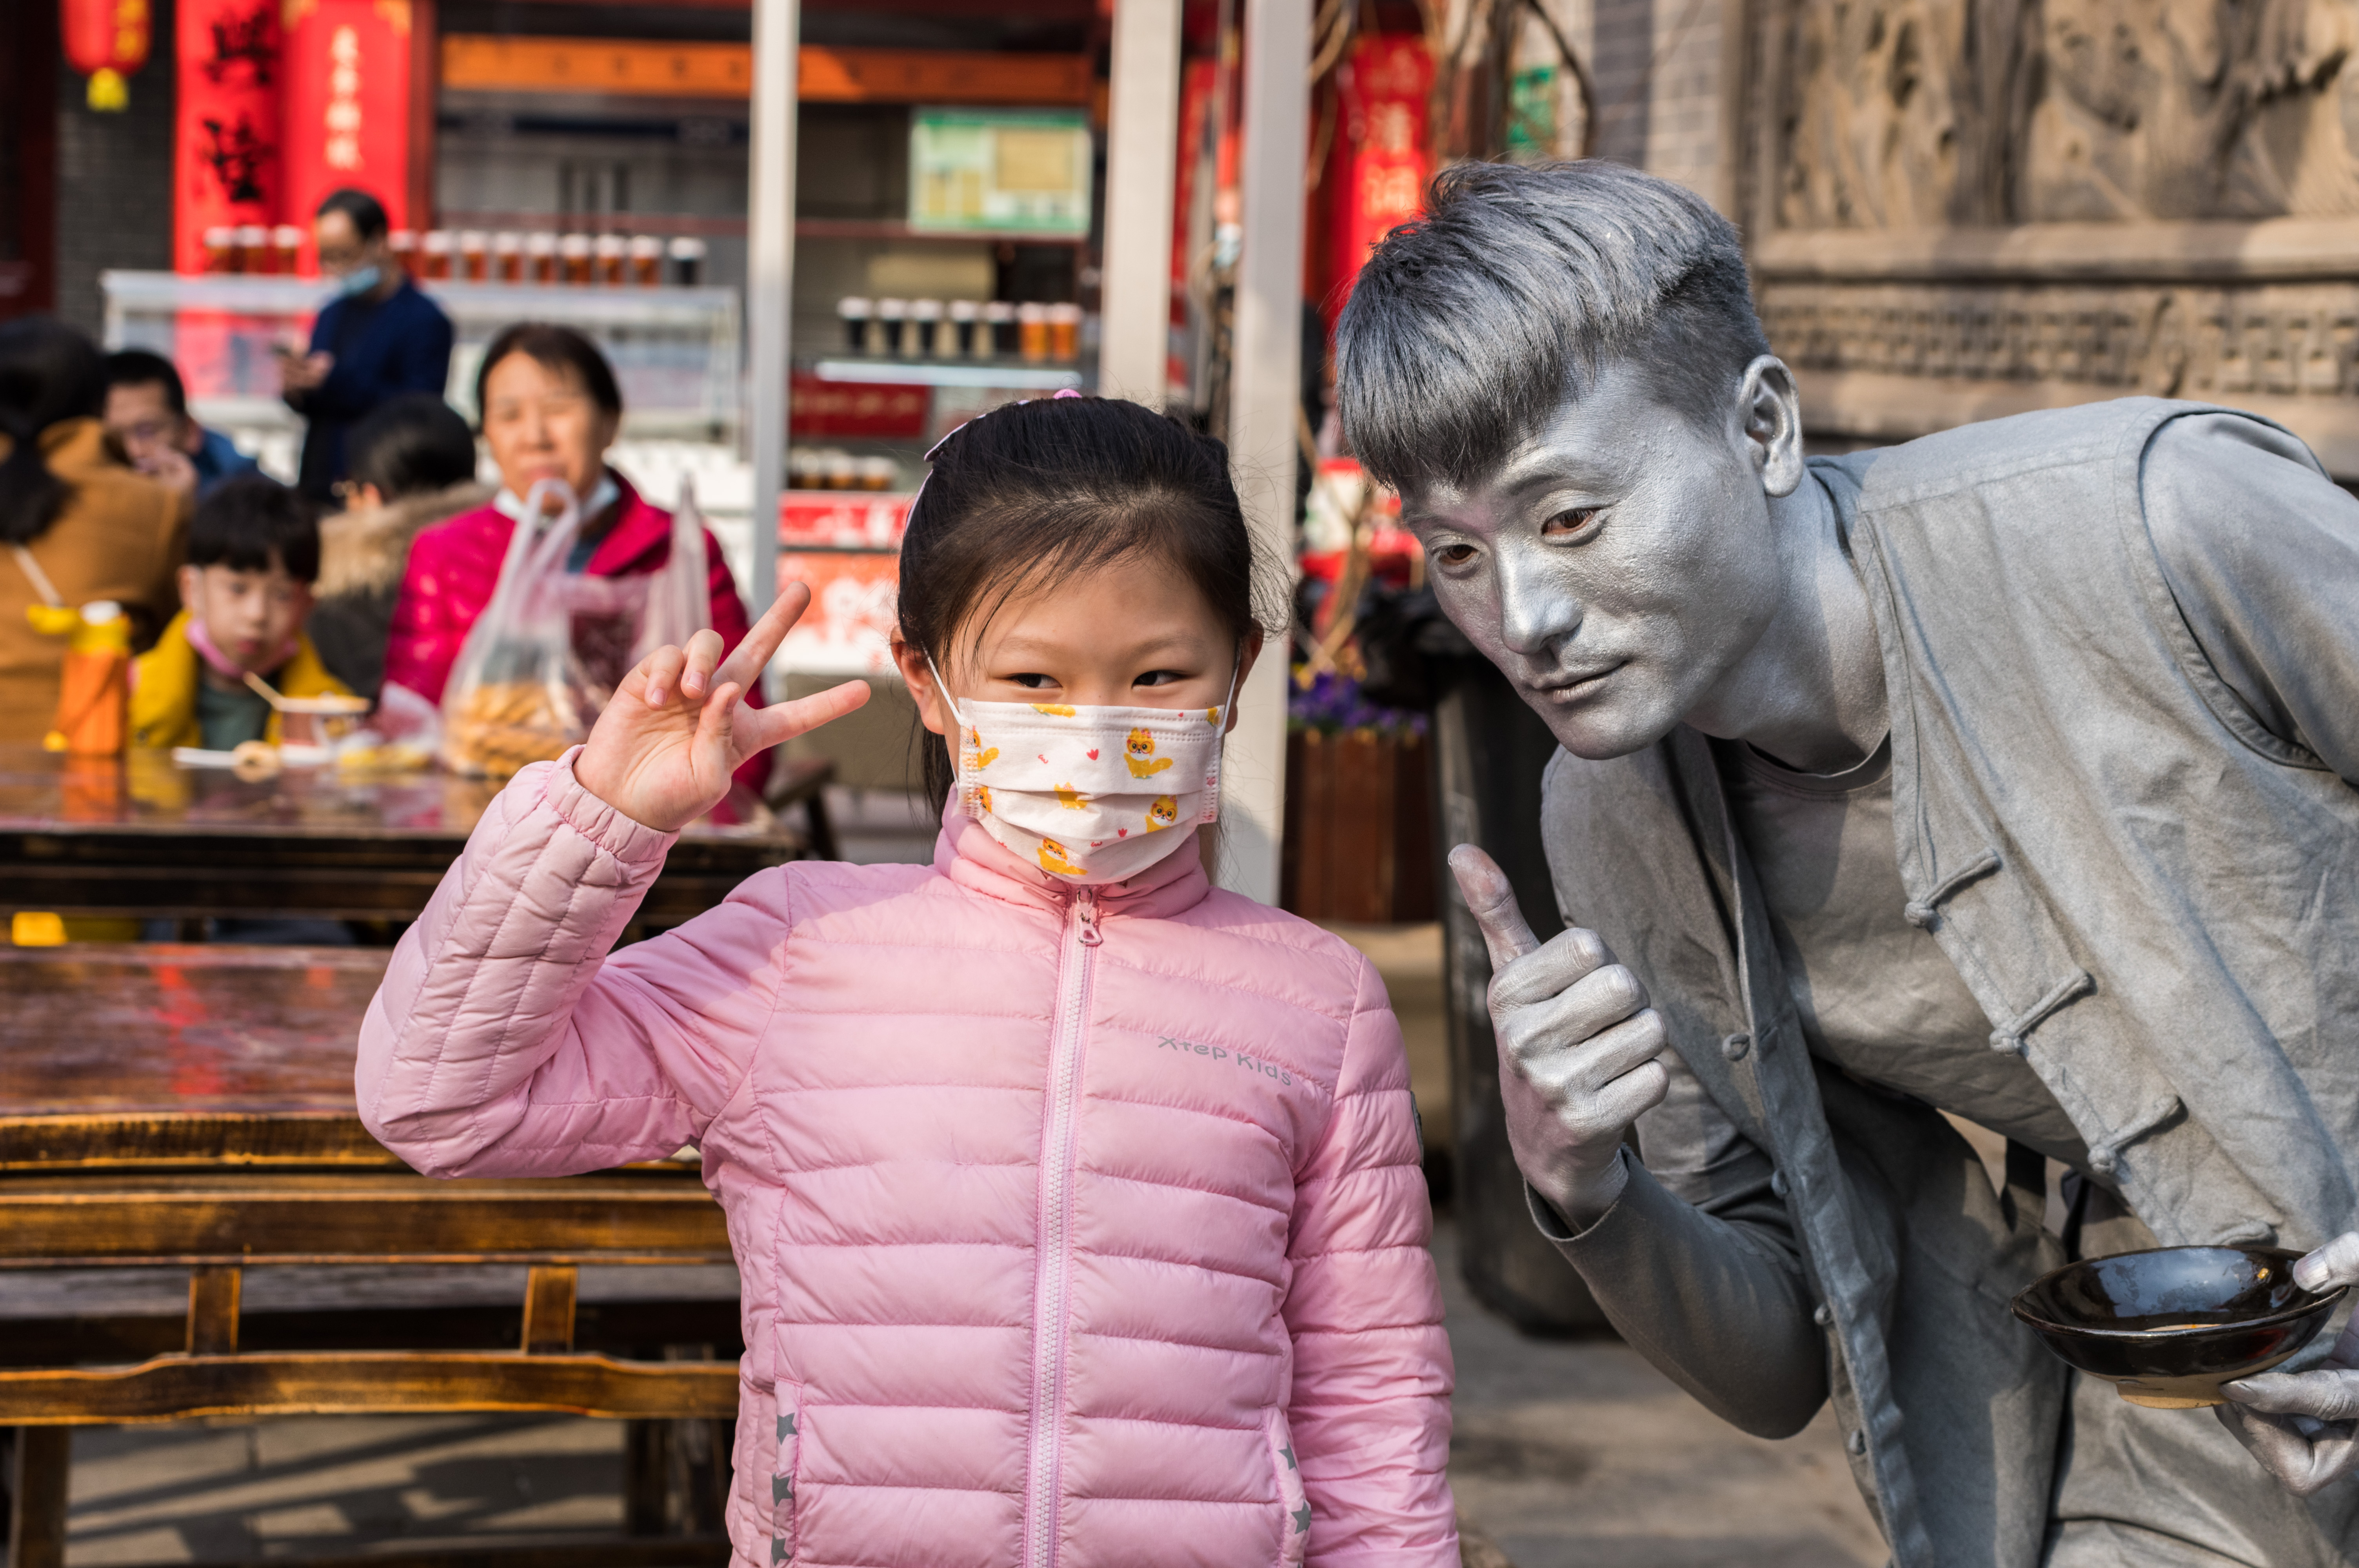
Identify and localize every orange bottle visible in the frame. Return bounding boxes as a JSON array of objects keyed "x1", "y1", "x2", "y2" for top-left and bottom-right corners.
[{"x1": 44, "y1": 601, "x2": 131, "y2": 756}]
